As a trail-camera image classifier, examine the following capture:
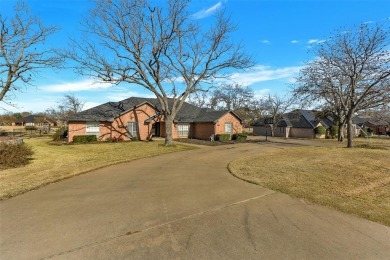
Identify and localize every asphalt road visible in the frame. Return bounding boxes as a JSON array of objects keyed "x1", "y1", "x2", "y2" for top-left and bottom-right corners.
[{"x1": 1, "y1": 142, "x2": 389, "y2": 259}]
